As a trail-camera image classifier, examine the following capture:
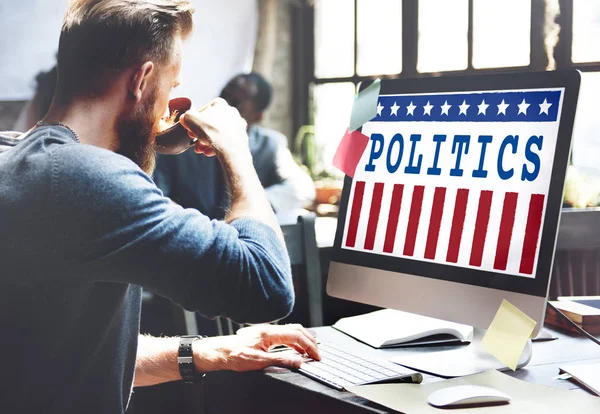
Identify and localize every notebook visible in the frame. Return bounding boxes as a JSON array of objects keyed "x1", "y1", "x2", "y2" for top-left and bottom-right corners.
[
  {"x1": 560, "y1": 362, "x2": 600, "y2": 396},
  {"x1": 332, "y1": 309, "x2": 473, "y2": 348}
]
